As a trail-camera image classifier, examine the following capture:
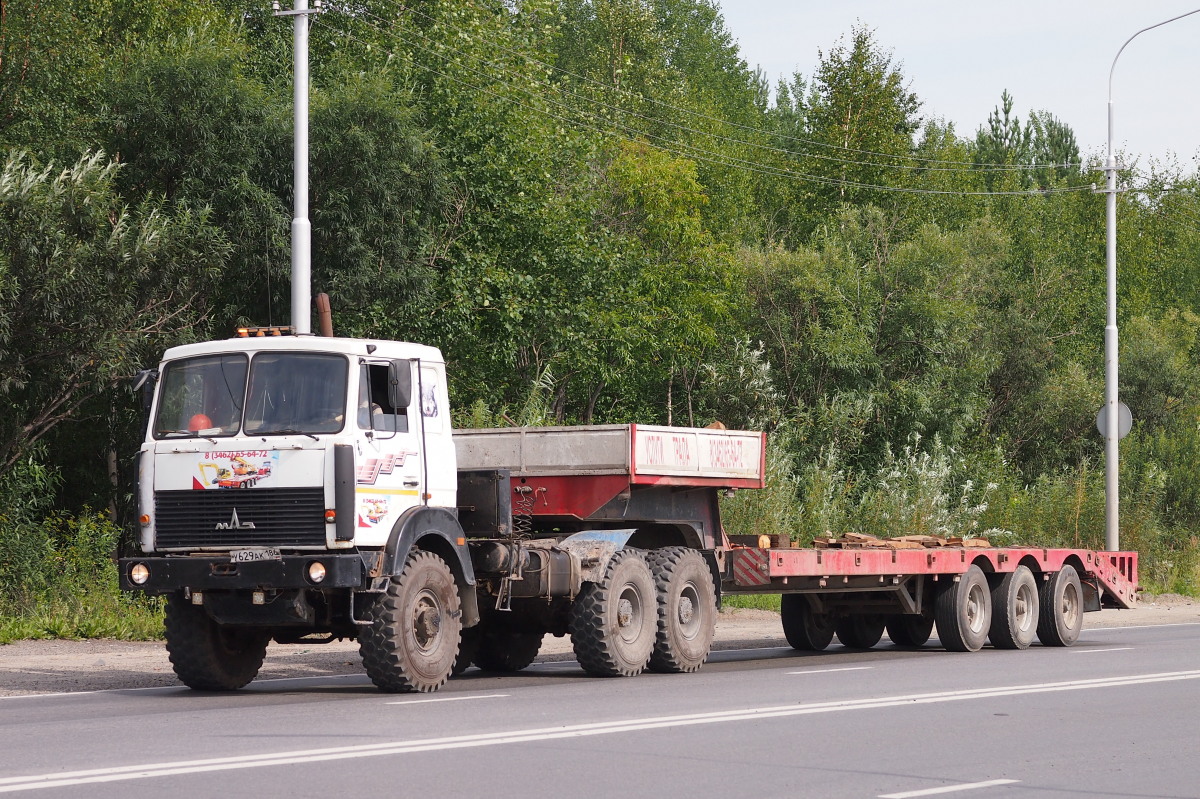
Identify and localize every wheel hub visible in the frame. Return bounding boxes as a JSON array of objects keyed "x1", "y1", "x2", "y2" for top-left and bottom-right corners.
[{"x1": 617, "y1": 597, "x2": 634, "y2": 628}]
